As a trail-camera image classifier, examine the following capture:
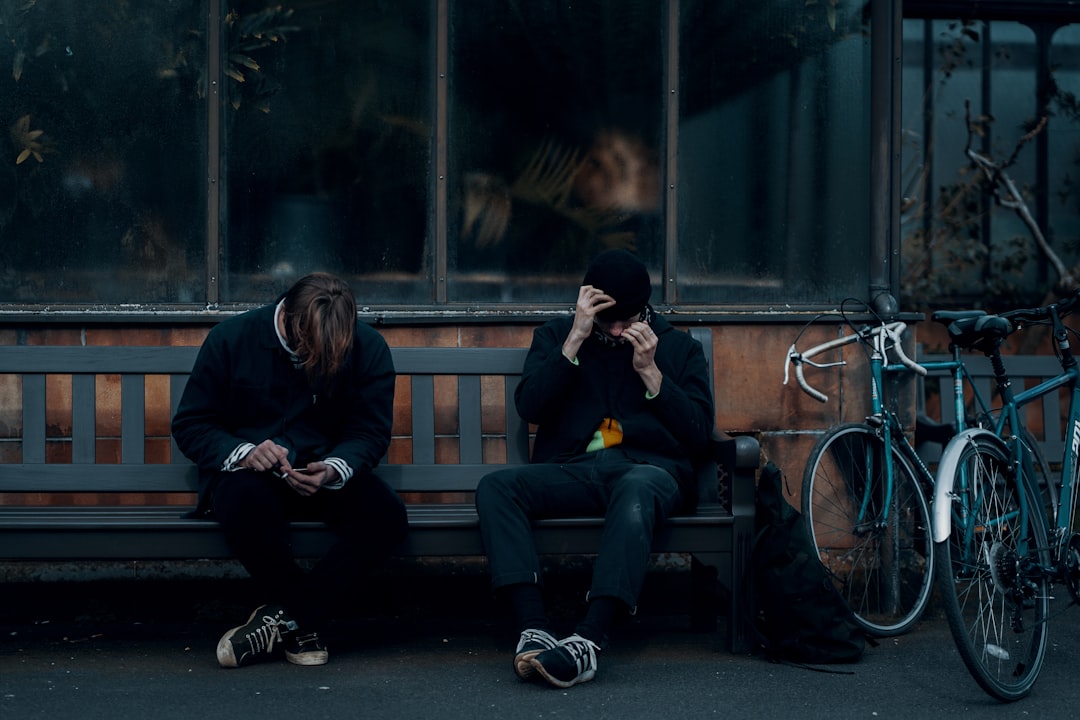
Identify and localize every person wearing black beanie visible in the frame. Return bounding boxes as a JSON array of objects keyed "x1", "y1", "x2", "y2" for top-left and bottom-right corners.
[
  {"x1": 475, "y1": 249, "x2": 715, "y2": 688},
  {"x1": 581, "y1": 249, "x2": 652, "y2": 323}
]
